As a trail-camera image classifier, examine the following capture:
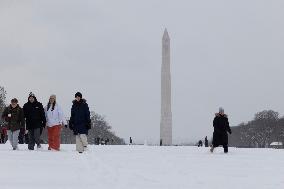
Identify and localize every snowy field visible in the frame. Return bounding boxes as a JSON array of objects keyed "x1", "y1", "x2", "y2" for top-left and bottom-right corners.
[{"x1": 0, "y1": 144, "x2": 284, "y2": 189}]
